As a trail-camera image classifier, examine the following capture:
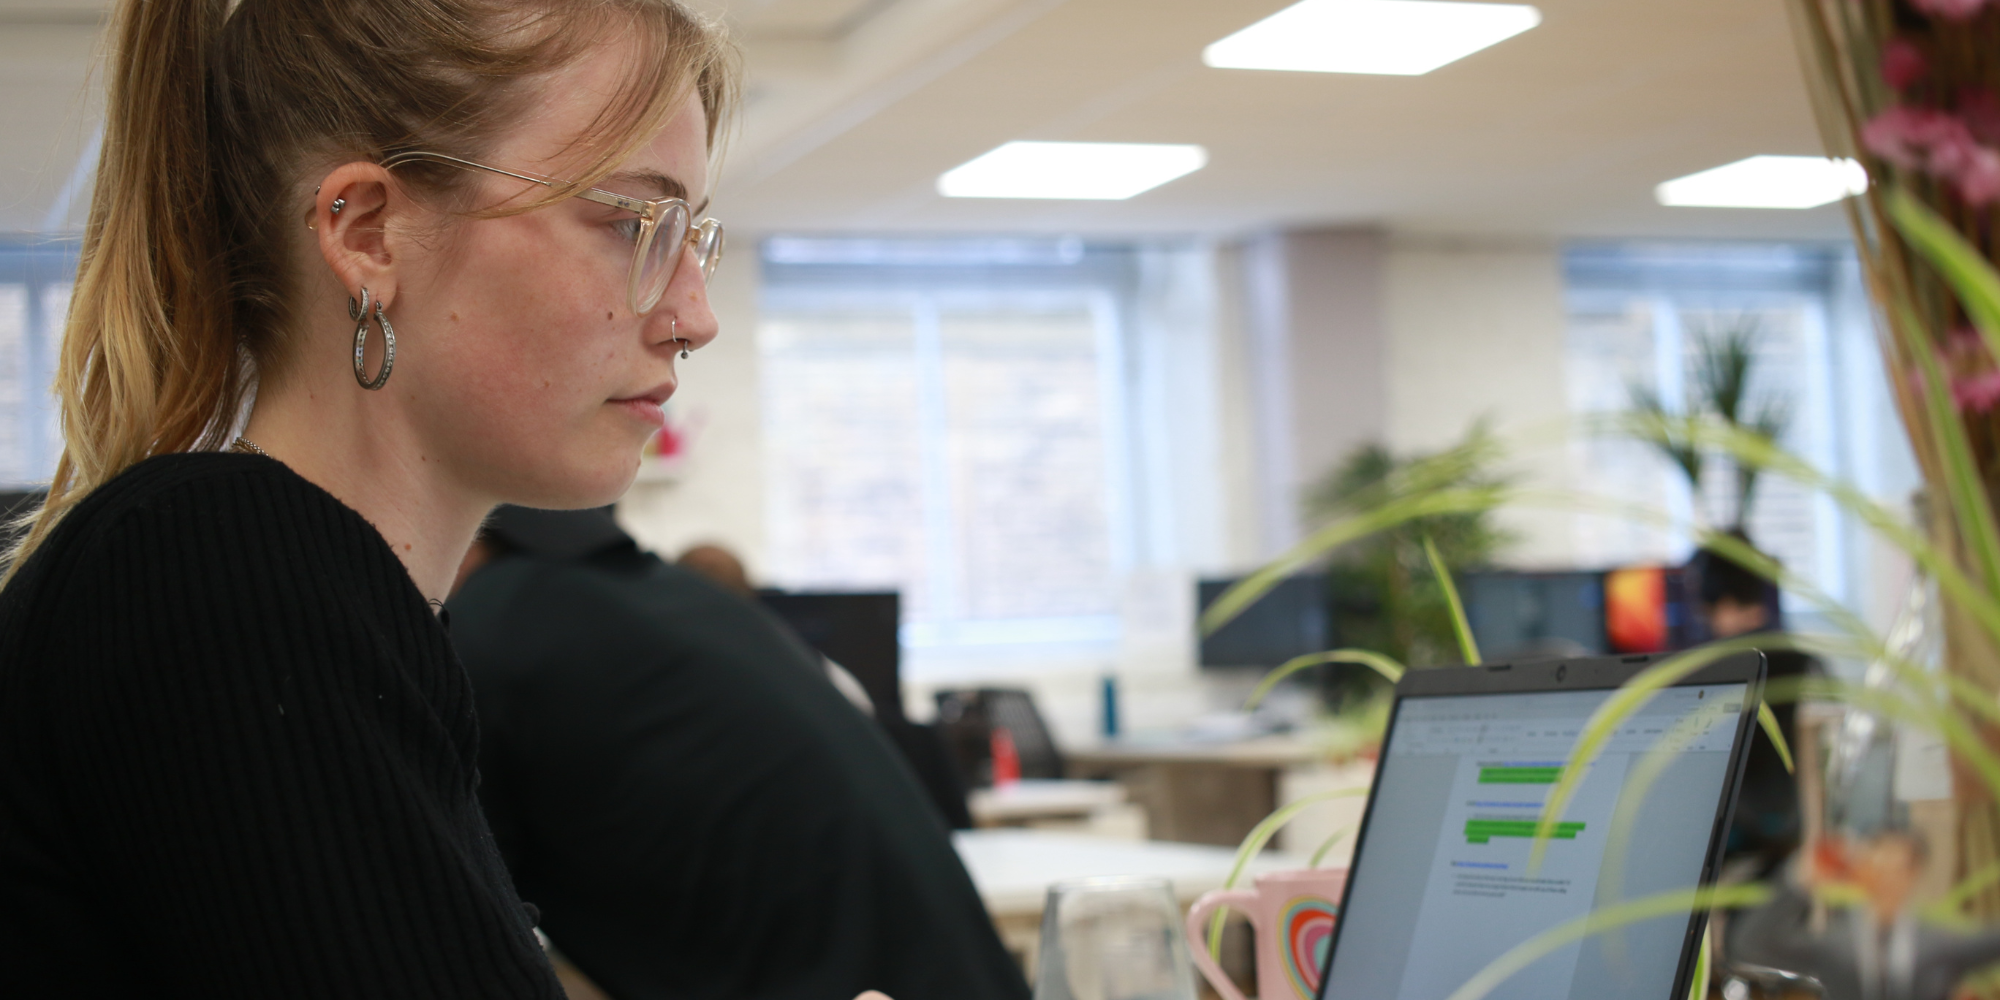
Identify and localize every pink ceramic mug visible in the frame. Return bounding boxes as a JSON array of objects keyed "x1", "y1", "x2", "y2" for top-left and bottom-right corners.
[{"x1": 1184, "y1": 868, "x2": 1346, "y2": 1000}]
